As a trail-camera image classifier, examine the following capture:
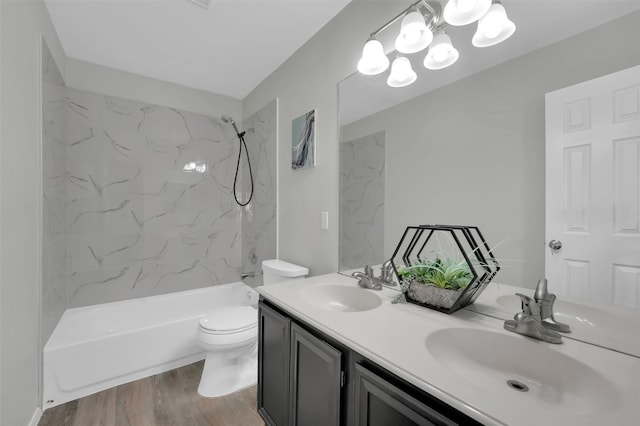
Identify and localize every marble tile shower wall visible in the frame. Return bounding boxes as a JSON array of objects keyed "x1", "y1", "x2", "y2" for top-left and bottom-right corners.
[
  {"x1": 241, "y1": 100, "x2": 277, "y2": 286},
  {"x1": 65, "y1": 88, "x2": 242, "y2": 307},
  {"x1": 339, "y1": 131, "x2": 385, "y2": 270},
  {"x1": 42, "y1": 41, "x2": 68, "y2": 346}
]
